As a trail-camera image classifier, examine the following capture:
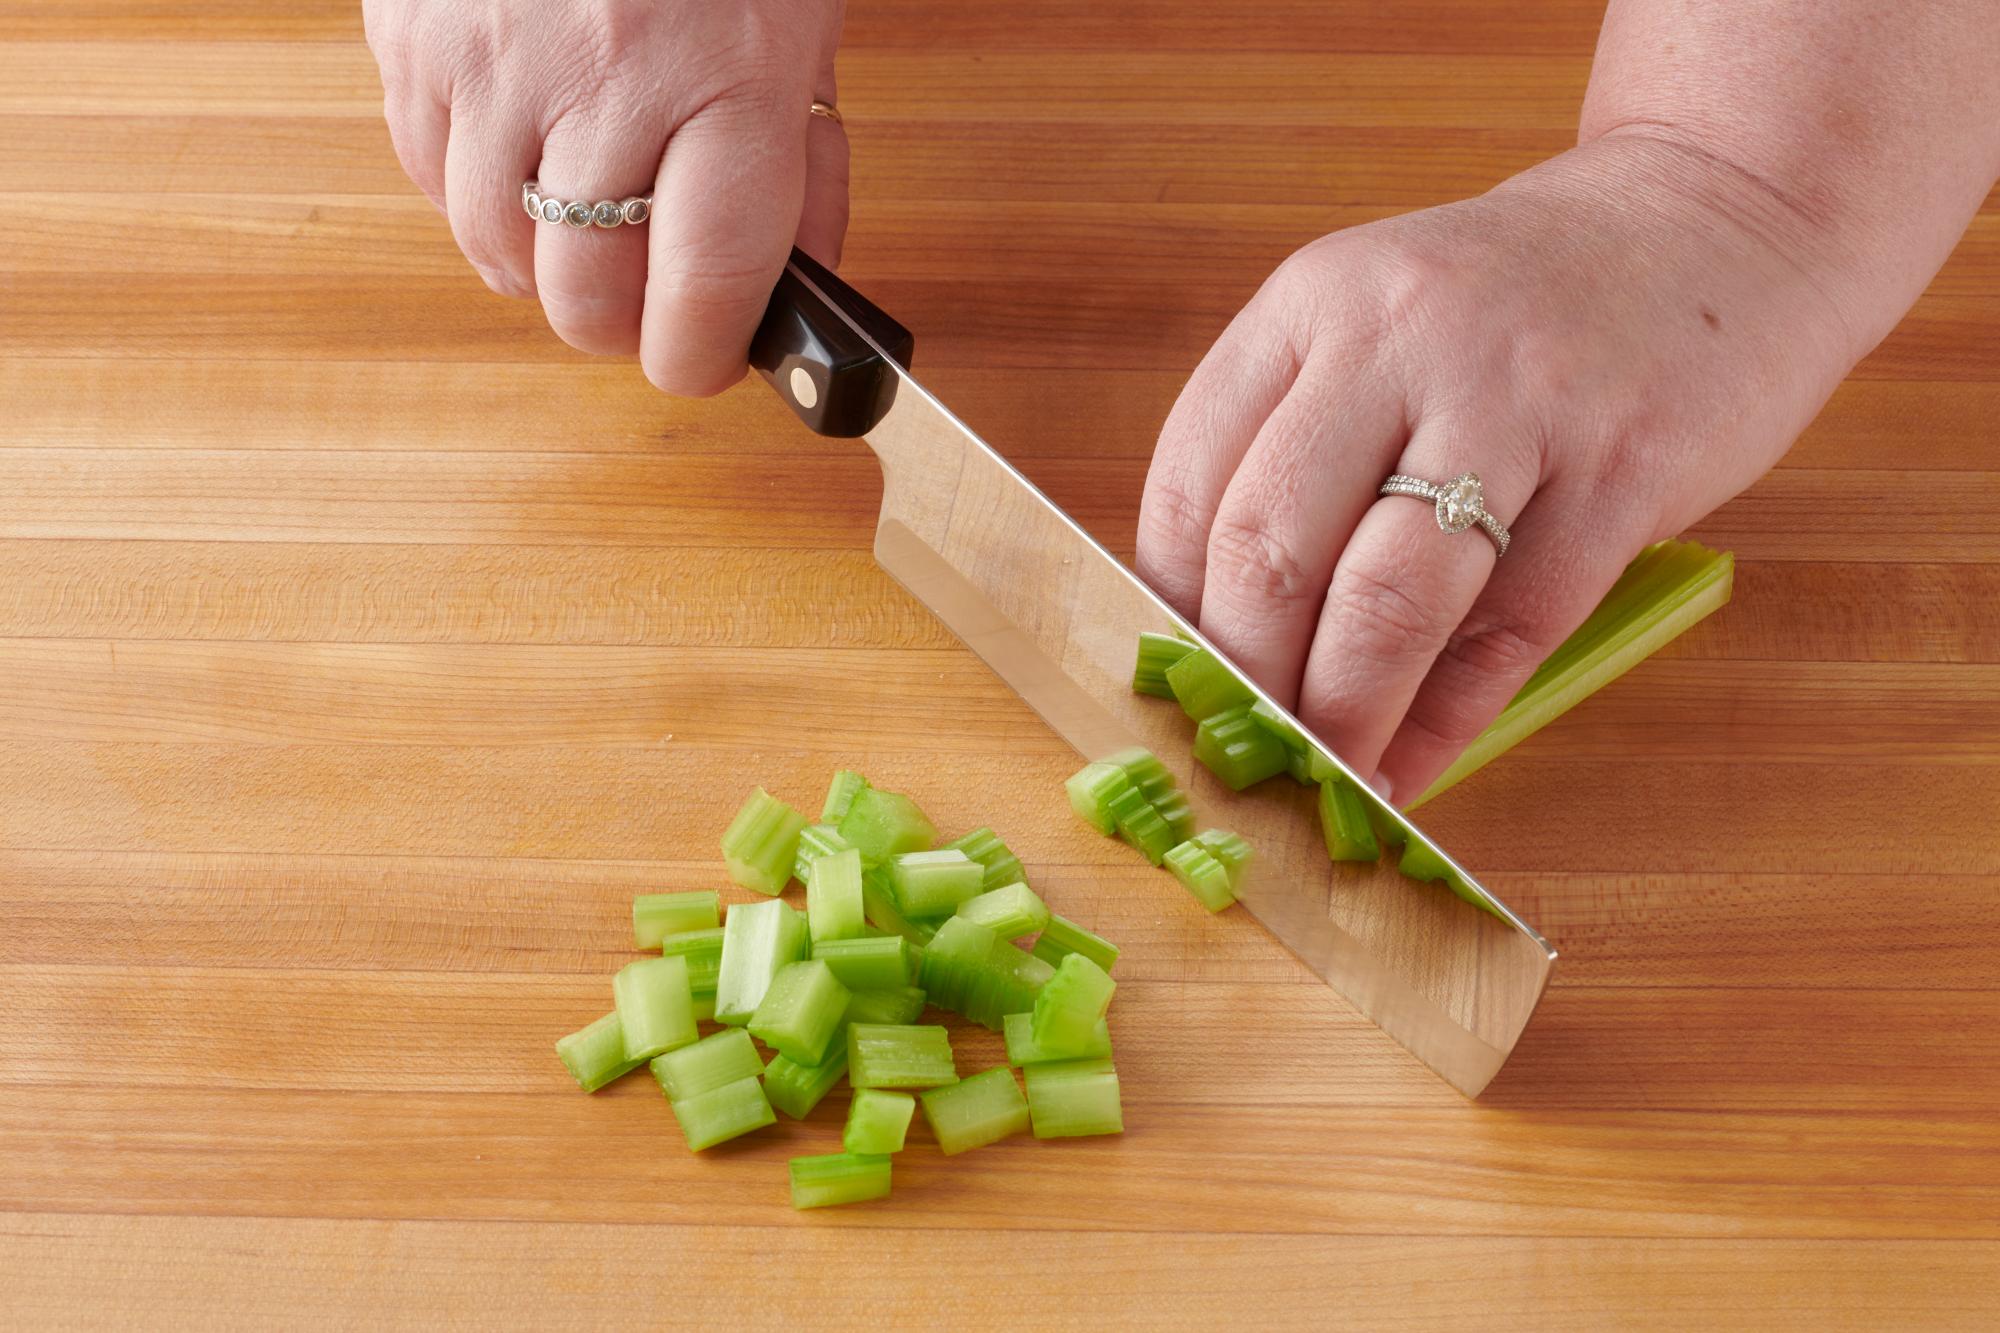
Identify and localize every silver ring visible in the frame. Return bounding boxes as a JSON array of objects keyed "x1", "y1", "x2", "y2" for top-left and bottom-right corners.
[
  {"x1": 522, "y1": 182, "x2": 652, "y2": 230},
  {"x1": 1379, "y1": 471, "x2": 1510, "y2": 556}
]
